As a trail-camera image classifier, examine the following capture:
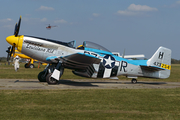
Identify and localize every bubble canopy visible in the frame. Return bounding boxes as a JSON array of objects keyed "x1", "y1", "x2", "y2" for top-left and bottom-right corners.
[{"x1": 83, "y1": 41, "x2": 111, "y2": 52}]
